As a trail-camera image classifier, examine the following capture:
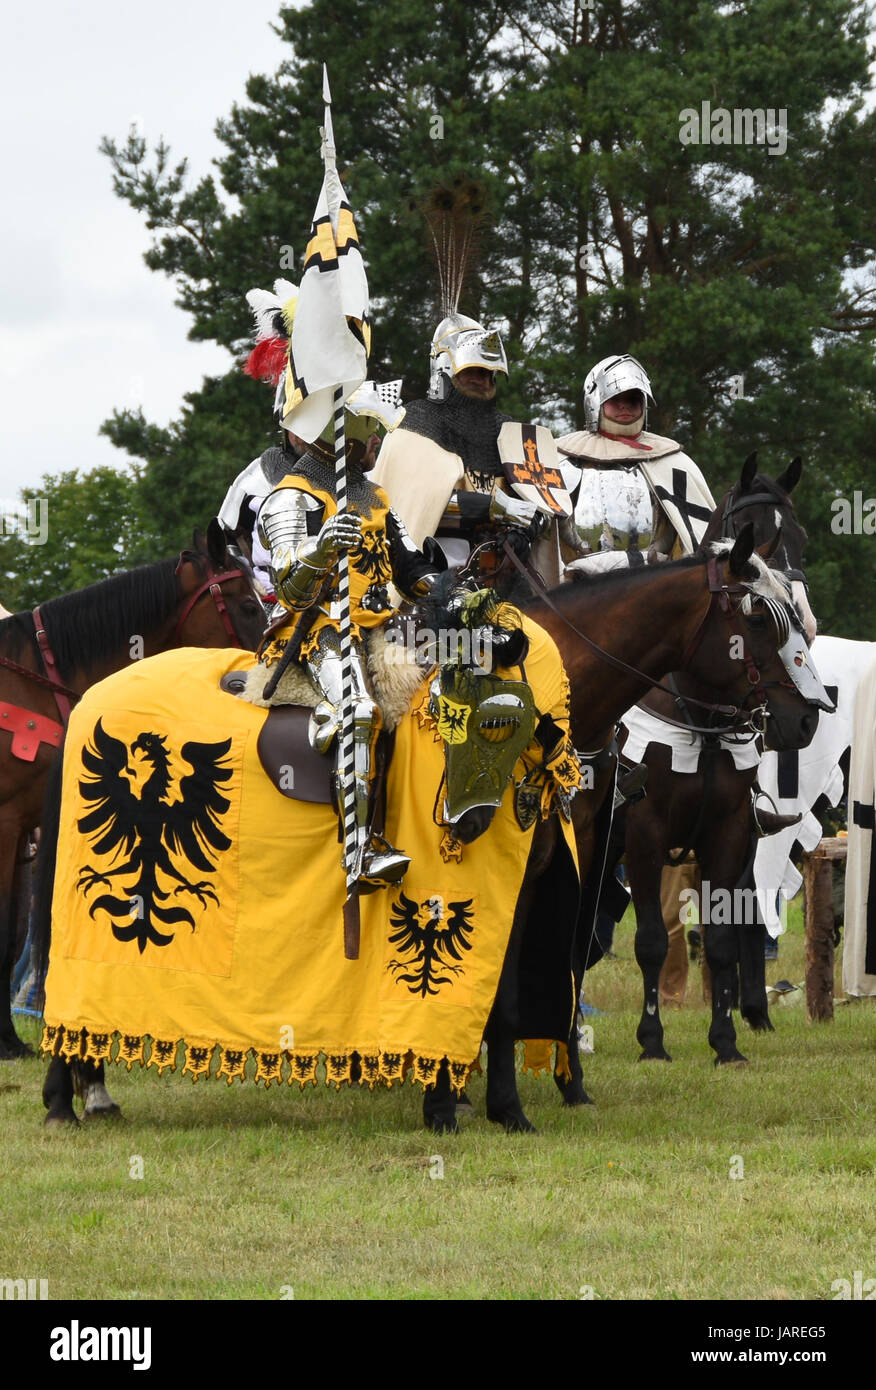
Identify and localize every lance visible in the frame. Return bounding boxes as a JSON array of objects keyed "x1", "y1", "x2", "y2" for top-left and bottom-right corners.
[{"x1": 321, "y1": 68, "x2": 361, "y2": 958}]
